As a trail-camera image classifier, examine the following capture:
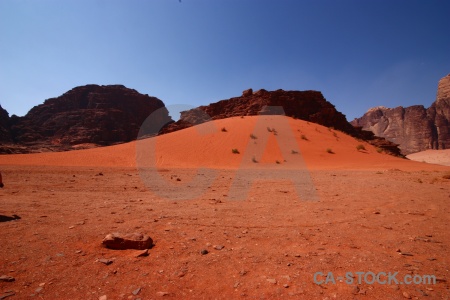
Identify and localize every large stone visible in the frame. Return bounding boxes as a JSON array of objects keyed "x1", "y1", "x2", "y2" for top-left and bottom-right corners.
[
  {"x1": 351, "y1": 74, "x2": 450, "y2": 155},
  {"x1": 102, "y1": 232, "x2": 153, "y2": 250}
]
